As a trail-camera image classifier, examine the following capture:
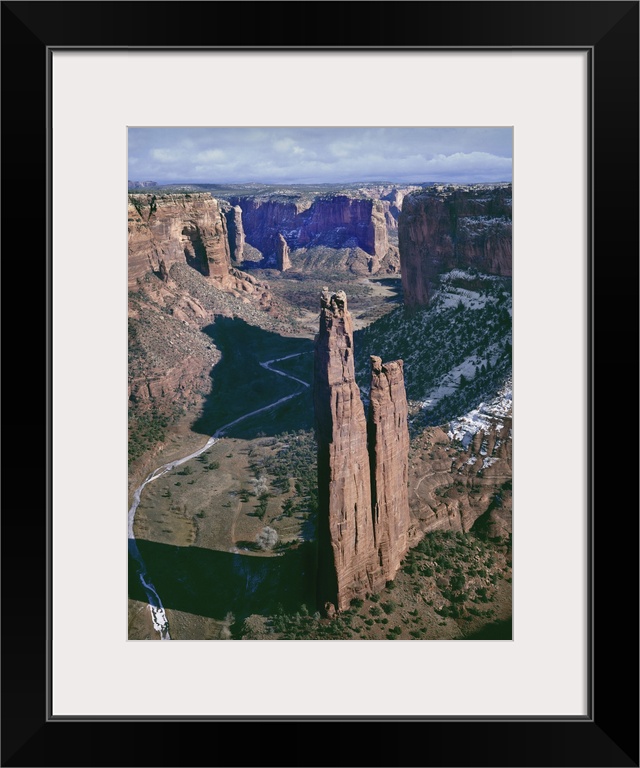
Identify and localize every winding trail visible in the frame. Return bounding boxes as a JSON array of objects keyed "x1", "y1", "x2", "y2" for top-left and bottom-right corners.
[{"x1": 128, "y1": 351, "x2": 311, "y2": 640}]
